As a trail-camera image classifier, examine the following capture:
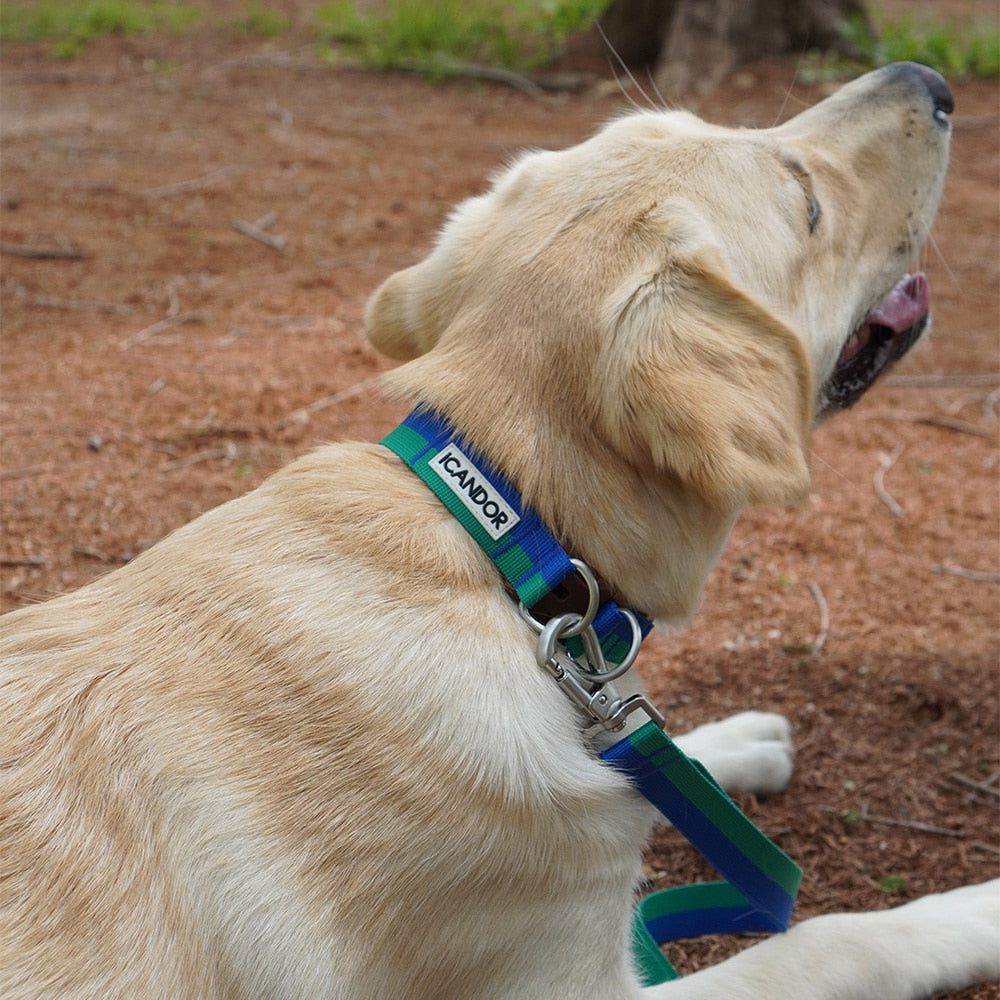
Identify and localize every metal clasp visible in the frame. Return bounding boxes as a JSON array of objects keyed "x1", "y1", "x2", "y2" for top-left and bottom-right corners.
[
  {"x1": 523, "y1": 566, "x2": 664, "y2": 733},
  {"x1": 540, "y1": 647, "x2": 665, "y2": 732}
]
